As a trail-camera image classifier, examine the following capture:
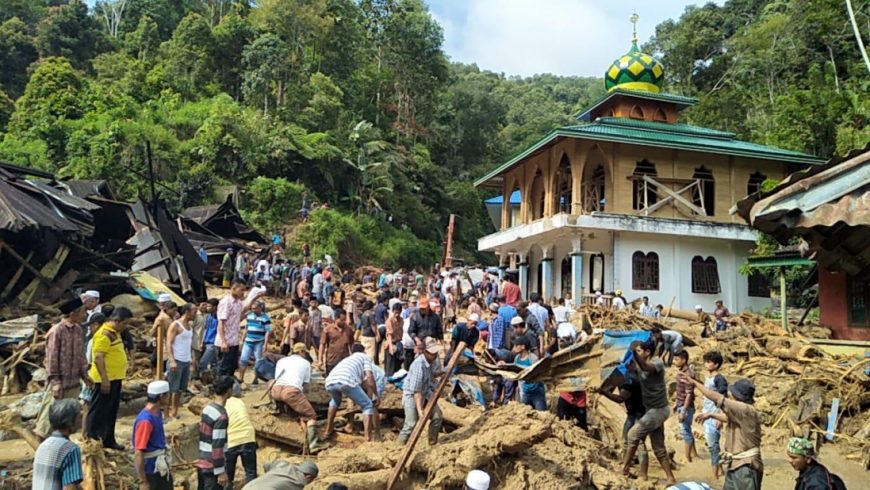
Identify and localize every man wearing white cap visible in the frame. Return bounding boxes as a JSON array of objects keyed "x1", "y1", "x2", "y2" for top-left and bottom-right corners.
[
  {"x1": 693, "y1": 305, "x2": 714, "y2": 338},
  {"x1": 398, "y1": 337, "x2": 443, "y2": 445},
  {"x1": 465, "y1": 469, "x2": 491, "y2": 490},
  {"x1": 133, "y1": 380, "x2": 173, "y2": 489}
]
